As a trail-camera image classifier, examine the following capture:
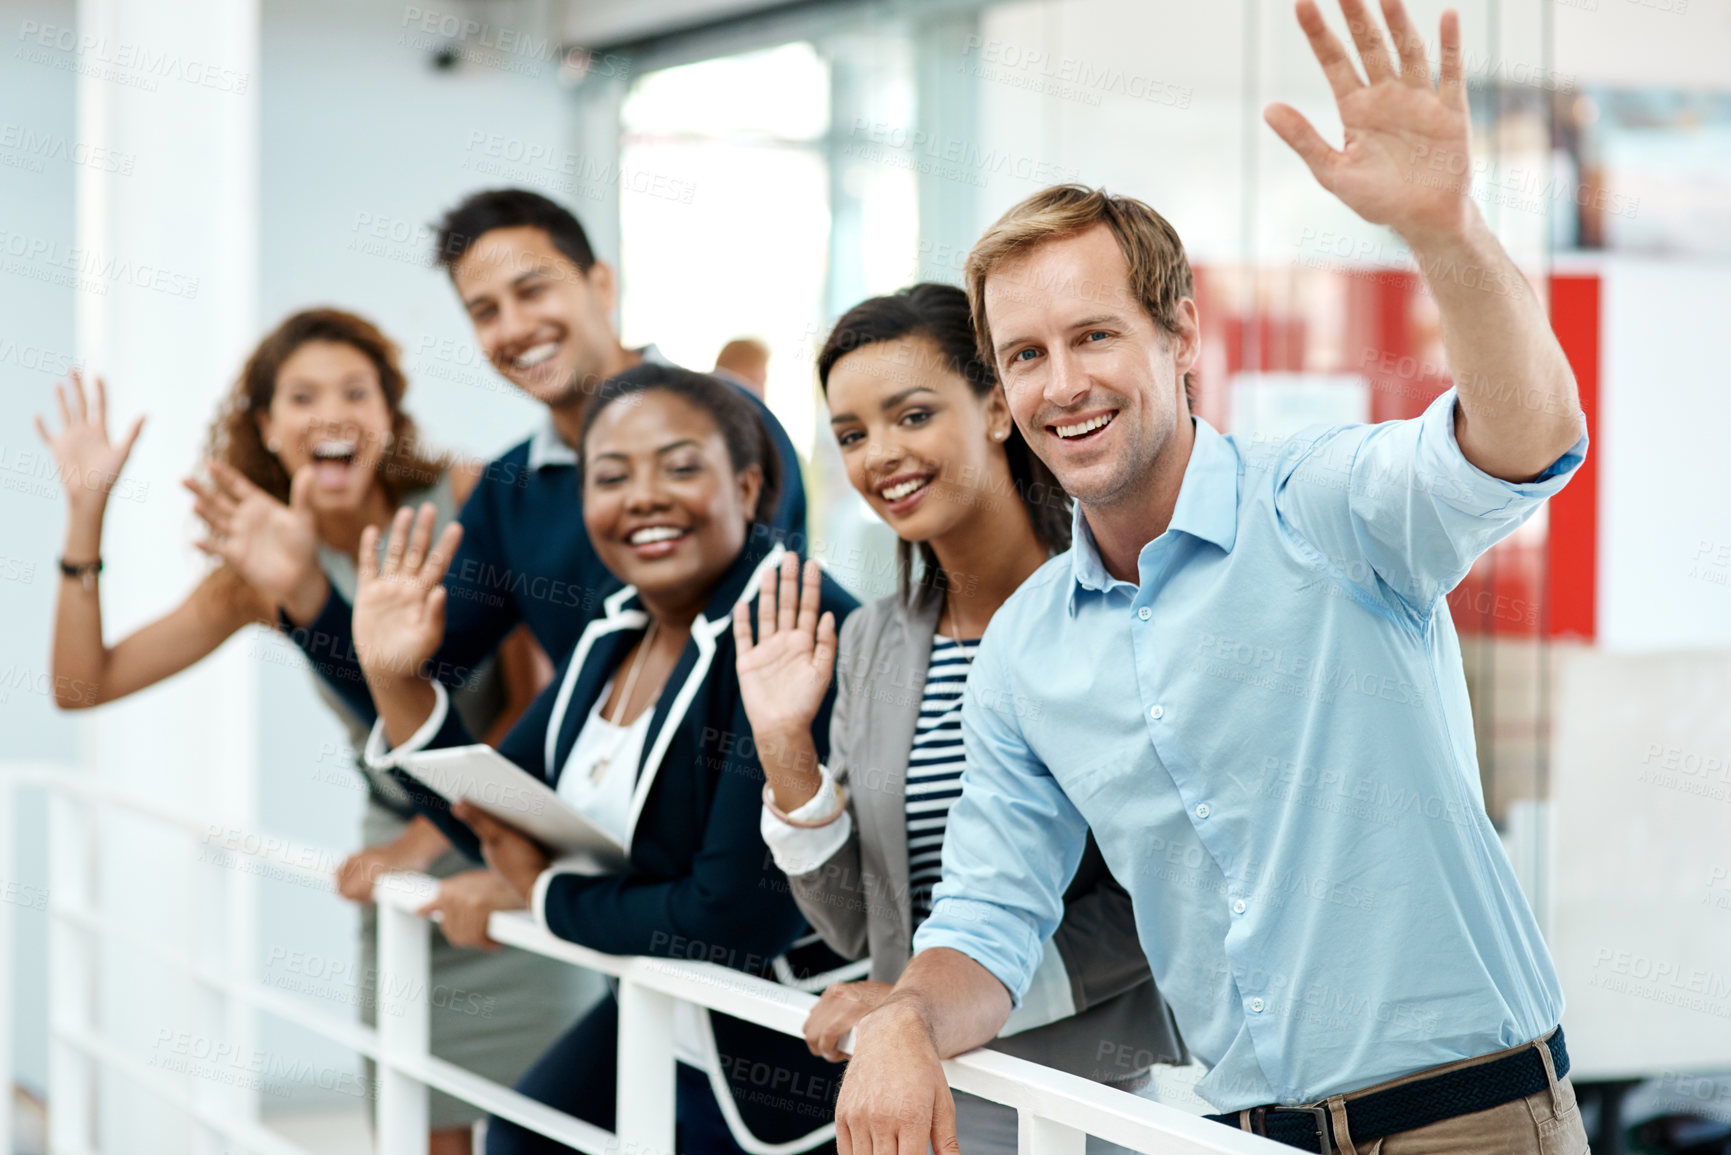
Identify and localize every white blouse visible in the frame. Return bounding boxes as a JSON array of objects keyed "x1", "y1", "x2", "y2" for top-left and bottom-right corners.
[{"x1": 554, "y1": 675, "x2": 652, "y2": 846}]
